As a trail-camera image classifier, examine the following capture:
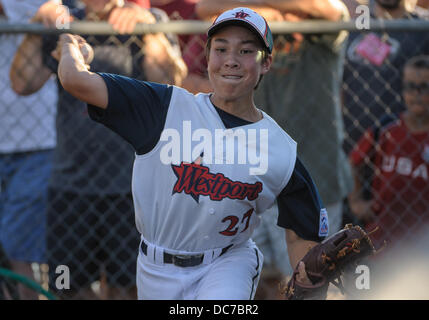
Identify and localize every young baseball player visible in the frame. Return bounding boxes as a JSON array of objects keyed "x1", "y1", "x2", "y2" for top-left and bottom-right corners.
[{"x1": 52, "y1": 7, "x2": 328, "y2": 299}]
